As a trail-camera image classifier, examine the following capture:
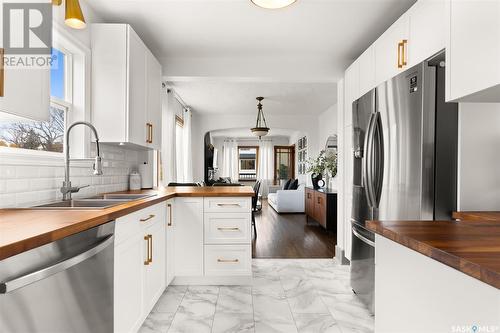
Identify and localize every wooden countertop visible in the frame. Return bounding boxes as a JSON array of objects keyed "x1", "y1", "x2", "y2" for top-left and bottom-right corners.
[
  {"x1": 366, "y1": 220, "x2": 500, "y2": 289},
  {"x1": 0, "y1": 186, "x2": 254, "y2": 261},
  {"x1": 452, "y1": 211, "x2": 500, "y2": 221}
]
